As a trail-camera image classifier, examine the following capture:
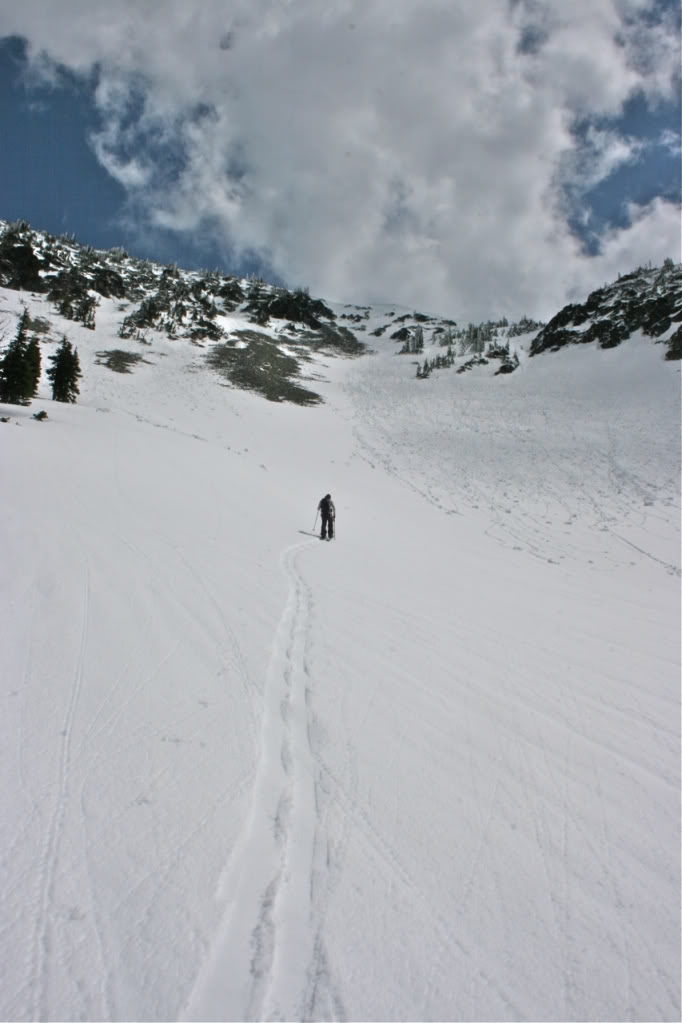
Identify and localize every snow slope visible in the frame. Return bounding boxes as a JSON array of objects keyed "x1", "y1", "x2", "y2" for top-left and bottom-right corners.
[{"x1": 1, "y1": 286, "x2": 680, "y2": 1022}]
